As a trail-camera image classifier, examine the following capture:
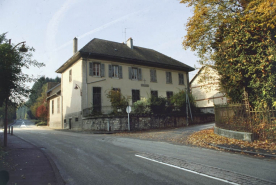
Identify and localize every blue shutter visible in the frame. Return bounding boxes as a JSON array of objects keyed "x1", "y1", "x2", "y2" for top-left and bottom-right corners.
[
  {"x1": 100, "y1": 64, "x2": 105, "y2": 77},
  {"x1": 119, "y1": 66, "x2": 123, "y2": 79},
  {"x1": 109, "y1": 65, "x2": 112, "y2": 78},
  {"x1": 129, "y1": 67, "x2": 132, "y2": 79},
  {"x1": 89, "y1": 62, "x2": 93, "y2": 76},
  {"x1": 138, "y1": 68, "x2": 142, "y2": 80}
]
